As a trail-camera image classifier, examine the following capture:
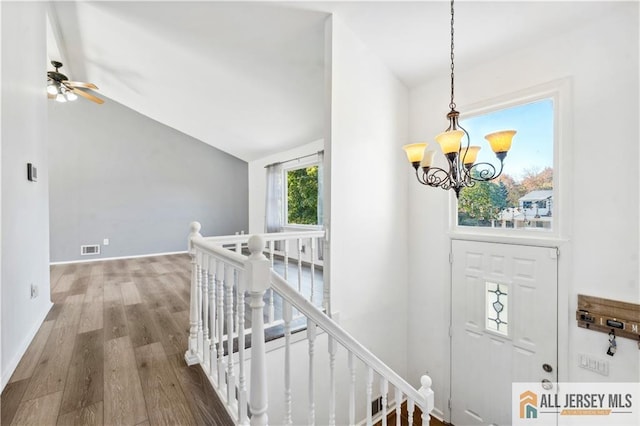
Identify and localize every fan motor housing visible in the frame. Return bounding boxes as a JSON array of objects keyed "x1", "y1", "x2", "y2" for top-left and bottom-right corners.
[{"x1": 47, "y1": 71, "x2": 68, "y2": 82}]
